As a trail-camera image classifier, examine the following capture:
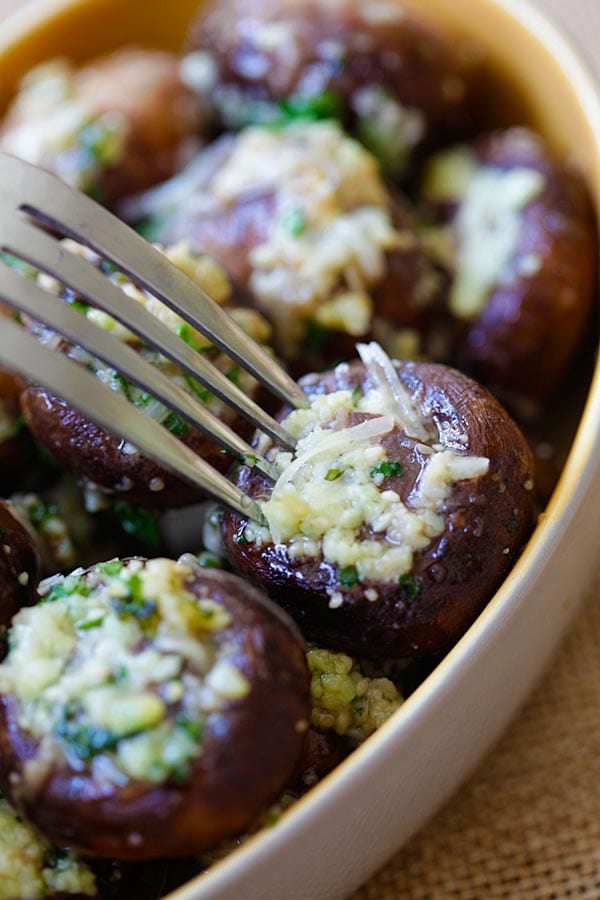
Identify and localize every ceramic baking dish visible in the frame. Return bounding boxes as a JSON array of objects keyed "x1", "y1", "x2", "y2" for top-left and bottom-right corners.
[{"x1": 0, "y1": 0, "x2": 599, "y2": 897}]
